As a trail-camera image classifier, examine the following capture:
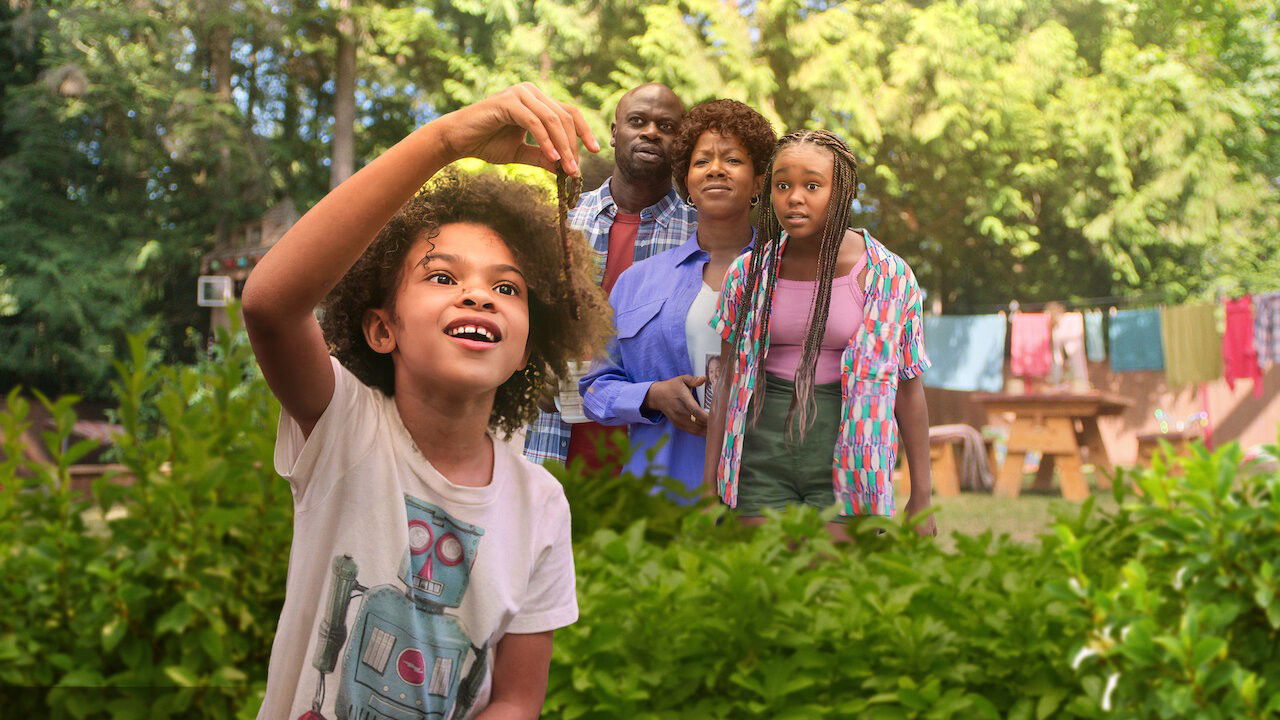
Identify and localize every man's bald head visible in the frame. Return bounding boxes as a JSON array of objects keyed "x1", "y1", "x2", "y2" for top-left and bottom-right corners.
[
  {"x1": 610, "y1": 83, "x2": 686, "y2": 184},
  {"x1": 613, "y1": 83, "x2": 684, "y2": 124}
]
